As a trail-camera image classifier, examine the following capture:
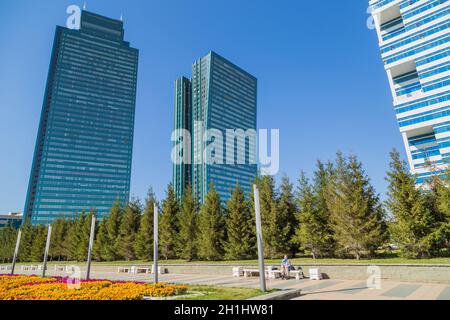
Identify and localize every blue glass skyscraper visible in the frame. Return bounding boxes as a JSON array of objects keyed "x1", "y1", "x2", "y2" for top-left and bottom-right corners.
[
  {"x1": 173, "y1": 77, "x2": 192, "y2": 200},
  {"x1": 369, "y1": 0, "x2": 450, "y2": 183},
  {"x1": 24, "y1": 11, "x2": 139, "y2": 225},
  {"x1": 173, "y1": 51, "x2": 257, "y2": 203}
]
